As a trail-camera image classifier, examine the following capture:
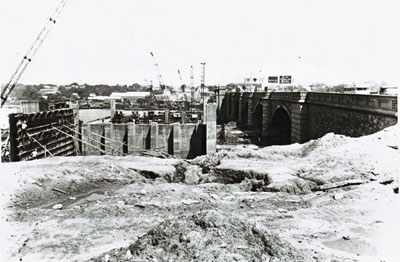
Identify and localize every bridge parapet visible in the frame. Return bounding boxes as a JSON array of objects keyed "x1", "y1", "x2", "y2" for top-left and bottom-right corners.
[
  {"x1": 307, "y1": 93, "x2": 397, "y2": 116},
  {"x1": 269, "y1": 92, "x2": 308, "y2": 102}
]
